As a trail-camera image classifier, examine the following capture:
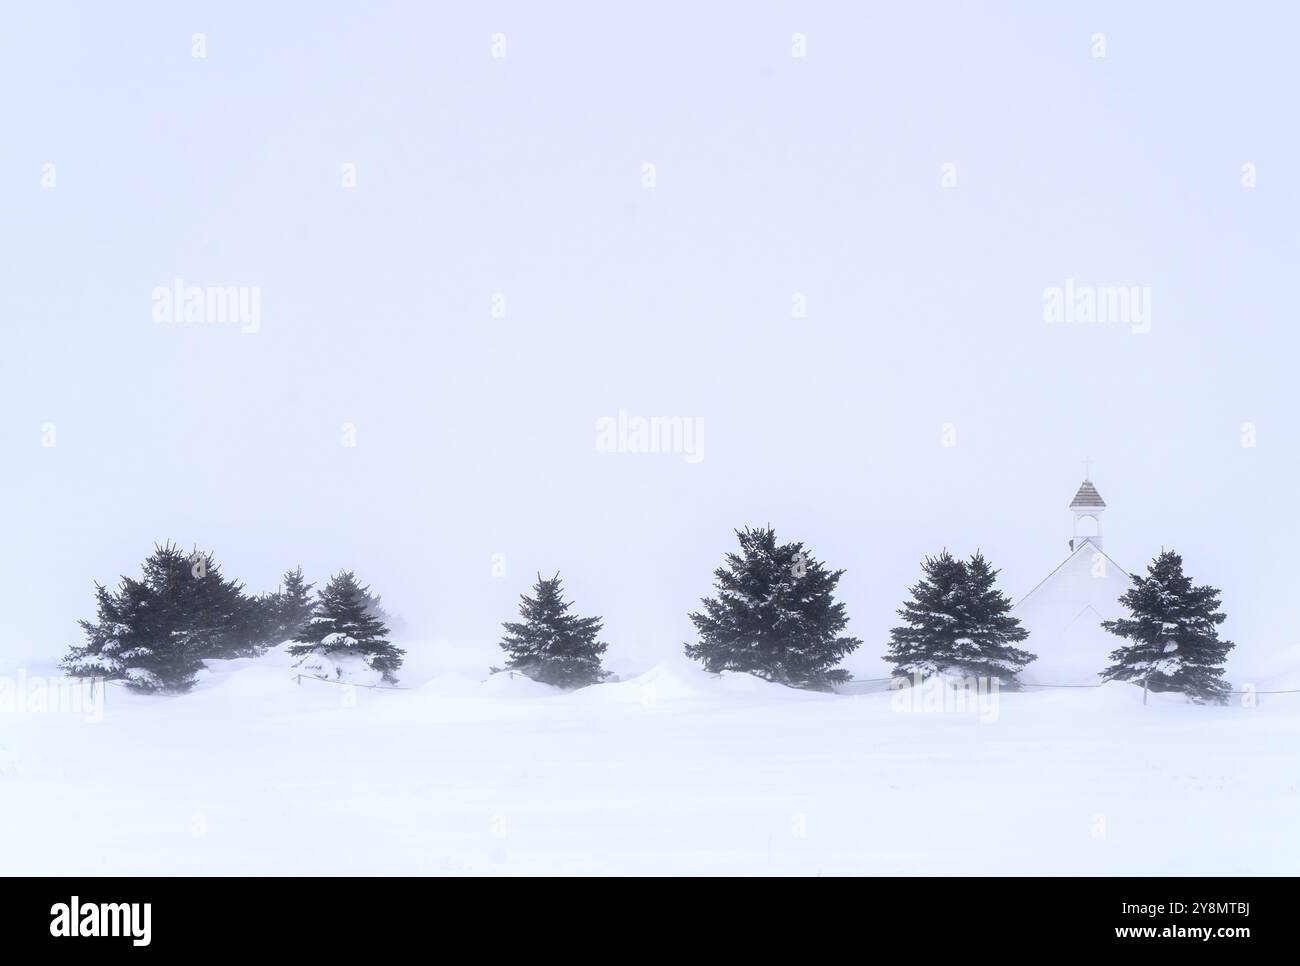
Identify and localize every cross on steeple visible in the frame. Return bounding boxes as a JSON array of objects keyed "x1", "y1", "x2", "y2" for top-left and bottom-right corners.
[{"x1": 1083, "y1": 456, "x2": 1092, "y2": 481}]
